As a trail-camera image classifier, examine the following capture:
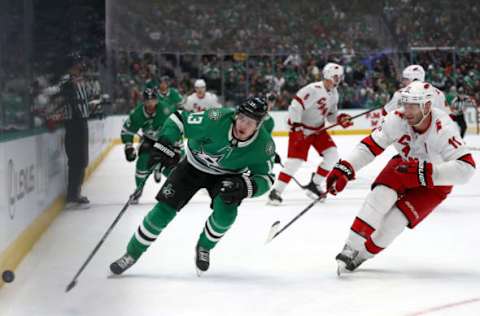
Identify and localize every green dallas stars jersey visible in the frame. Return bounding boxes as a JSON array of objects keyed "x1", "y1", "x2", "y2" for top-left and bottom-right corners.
[
  {"x1": 159, "y1": 108, "x2": 276, "y2": 197},
  {"x1": 121, "y1": 101, "x2": 177, "y2": 144},
  {"x1": 158, "y1": 88, "x2": 184, "y2": 110},
  {"x1": 263, "y1": 114, "x2": 275, "y2": 134}
]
